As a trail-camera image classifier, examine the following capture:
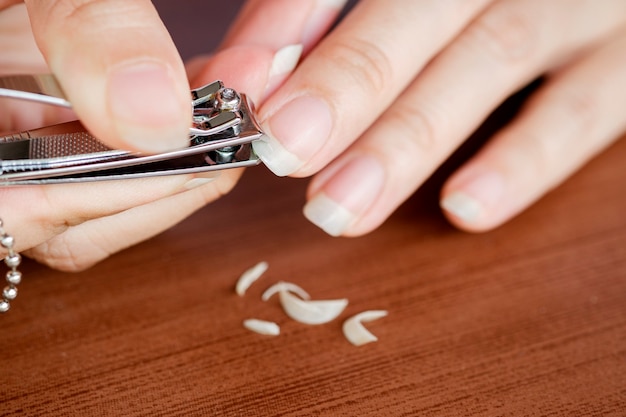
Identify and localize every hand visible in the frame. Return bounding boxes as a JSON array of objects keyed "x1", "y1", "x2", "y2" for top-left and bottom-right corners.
[
  {"x1": 0, "y1": 1, "x2": 294, "y2": 271},
  {"x1": 231, "y1": 0, "x2": 626, "y2": 236}
]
